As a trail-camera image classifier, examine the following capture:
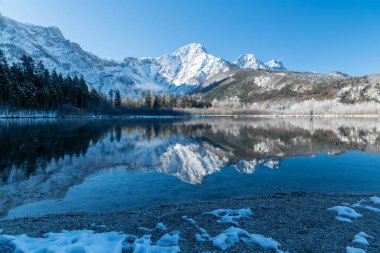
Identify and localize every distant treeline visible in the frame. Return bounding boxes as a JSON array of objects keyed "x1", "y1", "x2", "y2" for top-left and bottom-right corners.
[
  {"x1": 0, "y1": 51, "x2": 210, "y2": 116},
  {"x1": 118, "y1": 90, "x2": 210, "y2": 109}
]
